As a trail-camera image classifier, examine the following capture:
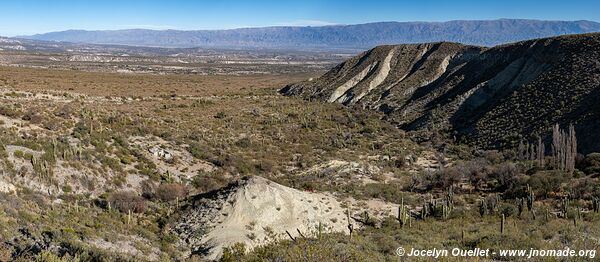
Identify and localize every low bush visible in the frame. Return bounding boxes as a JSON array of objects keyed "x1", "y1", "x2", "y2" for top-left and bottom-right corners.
[
  {"x1": 155, "y1": 183, "x2": 188, "y2": 202},
  {"x1": 191, "y1": 172, "x2": 229, "y2": 193},
  {"x1": 108, "y1": 191, "x2": 147, "y2": 213},
  {"x1": 583, "y1": 153, "x2": 600, "y2": 174}
]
